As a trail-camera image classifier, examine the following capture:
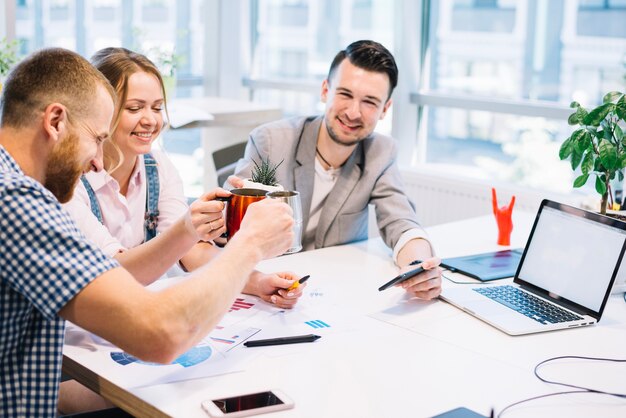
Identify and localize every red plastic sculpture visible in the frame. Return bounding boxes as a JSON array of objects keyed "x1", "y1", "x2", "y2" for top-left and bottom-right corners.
[{"x1": 492, "y1": 188, "x2": 515, "y2": 246}]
